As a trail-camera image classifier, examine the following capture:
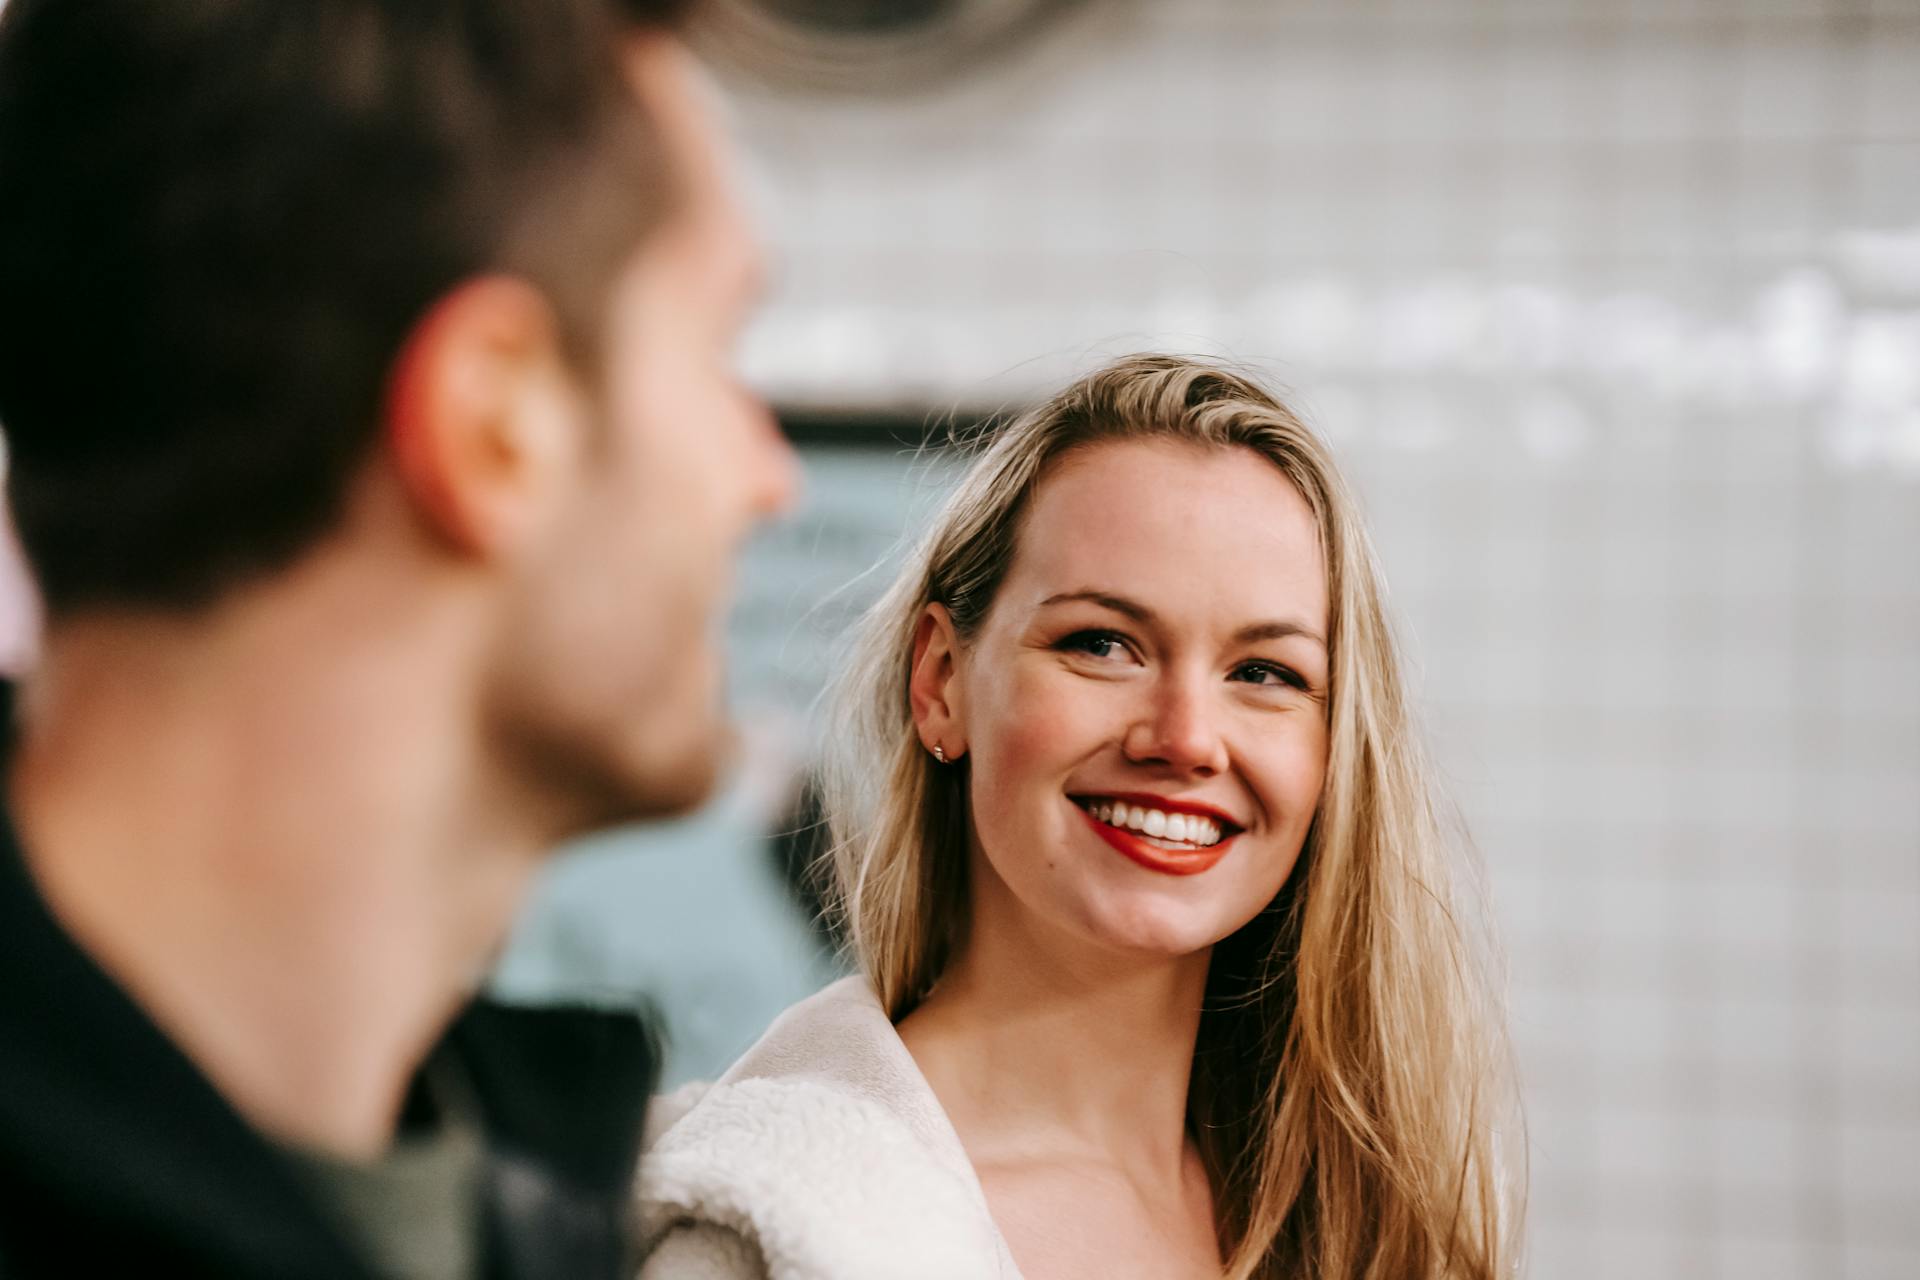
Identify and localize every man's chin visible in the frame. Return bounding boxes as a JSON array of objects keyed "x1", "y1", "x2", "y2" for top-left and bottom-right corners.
[
  {"x1": 632, "y1": 738, "x2": 729, "y2": 821},
  {"x1": 599, "y1": 717, "x2": 737, "y2": 828}
]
